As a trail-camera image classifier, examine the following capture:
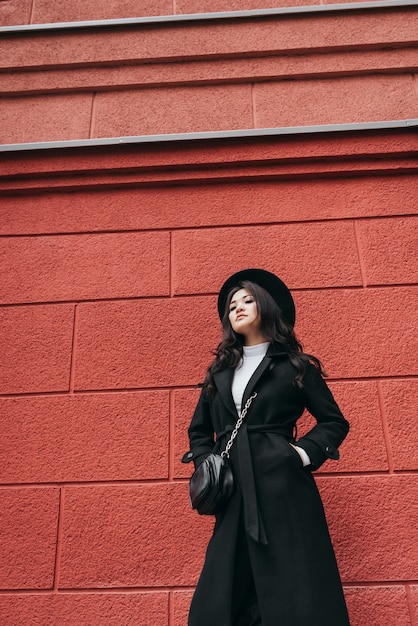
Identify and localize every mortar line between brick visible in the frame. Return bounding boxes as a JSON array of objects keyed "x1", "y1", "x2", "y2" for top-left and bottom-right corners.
[
  {"x1": 353, "y1": 220, "x2": 368, "y2": 287},
  {"x1": 376, "y1": 380, "x2": 395, "y2": 473},
  {"x1": 406, "y1": 584, "x2": 418, "y2": 626},
  {"x1": 1, "y1": 214, "x2": 417, "y2": 240},
  {"x1": 0, "y1": 385, "x2": 198, "y2": 399},
  {"x1": 411, "y1": 73, "x2": 418, "y2": 102},
  {"x1": 1, "y1": 374, "x2": 417, "y2": 400},
  {"x1": 1, "y1": 581, "x2": 417, "y2": 596},
  {"x1": 0, "y1": 586, "x2": 196, "y2": 595},
  {"x1": 1, "y1": 470, "x2": 417, "y2": 490},
  {"x1": 169, "y1": 230, "x2": 174, "y2": 297},
  {"x1": 29, "y1": 0, "x2": 36, "y2": 24},
  {"x1": 168, "y1": 590, "x2": 174, "y2": 626},
  {"x1": 89, "y1": 93, "x2": 97, "y2": 139},
  {"x1": 343, "y1": 580, "x2": 418, "y2": 588},
  {"x1": 4, "y1": 66, "x2": 417, "y2": 101},
  {"x1": 251, "y1": 82, "x2": 257, "y2": 129},
  {"x1": 53, "y1": 487, "x2": 65, "y2": 591},
  {"x1": 168, "y1": 389, "x2": 175, "y2": 481},
  {"x1": 69, "y1": 305, "x2": 79, "y2": 393},
  {"x1": 3, "y1": 575, "x2": 416, "y2": 588},
  {"x1": 1, "y1": 281, "x2": 417, "y2": 310}
]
